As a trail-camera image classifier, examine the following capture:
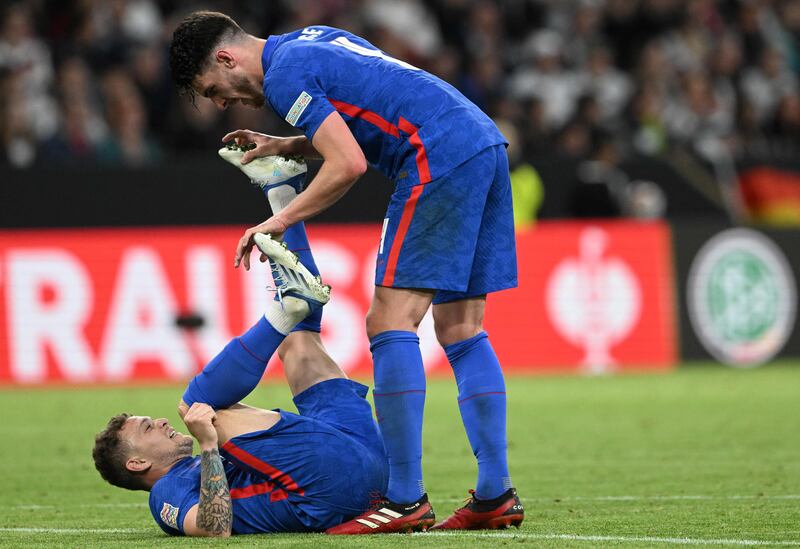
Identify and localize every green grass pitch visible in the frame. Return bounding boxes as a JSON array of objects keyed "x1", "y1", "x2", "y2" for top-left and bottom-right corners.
[{"x1": 1, "y1": 363, "x2": 799, "y2": 548}]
